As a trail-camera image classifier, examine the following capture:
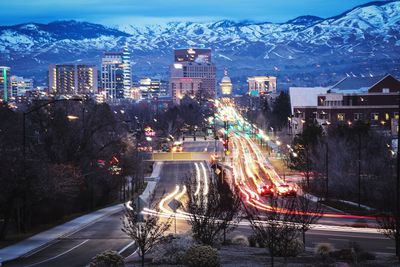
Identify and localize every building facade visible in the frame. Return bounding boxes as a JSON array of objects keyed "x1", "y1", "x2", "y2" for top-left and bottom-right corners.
[
  {"x1": 0, "y1": 66, "x2": 11, "y2": 102},
  {"x1": 290, "y1": 75, "x2": 400, "y2": 136},
  {"x1": 170, "y1": 77, "x2": 203, "y2": 104},
  {"x1": 11, "y1": 76, "x2": 34, "y2": 97},
  {"x1": 101, "y1": 52, "x2": 124, "y2": 100},
  {"x1": 49, "y1": 64, "x2": 97, "y2": 95},
  {"x1": 170, "y1": 48, "x2": 216, "y2": 103},
  {"x1": 139, "y1": 78, "x2": 169, "y2": 100},
  {"x1": 248, "y1": 76, "x2": 277, "y2": 96}
]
